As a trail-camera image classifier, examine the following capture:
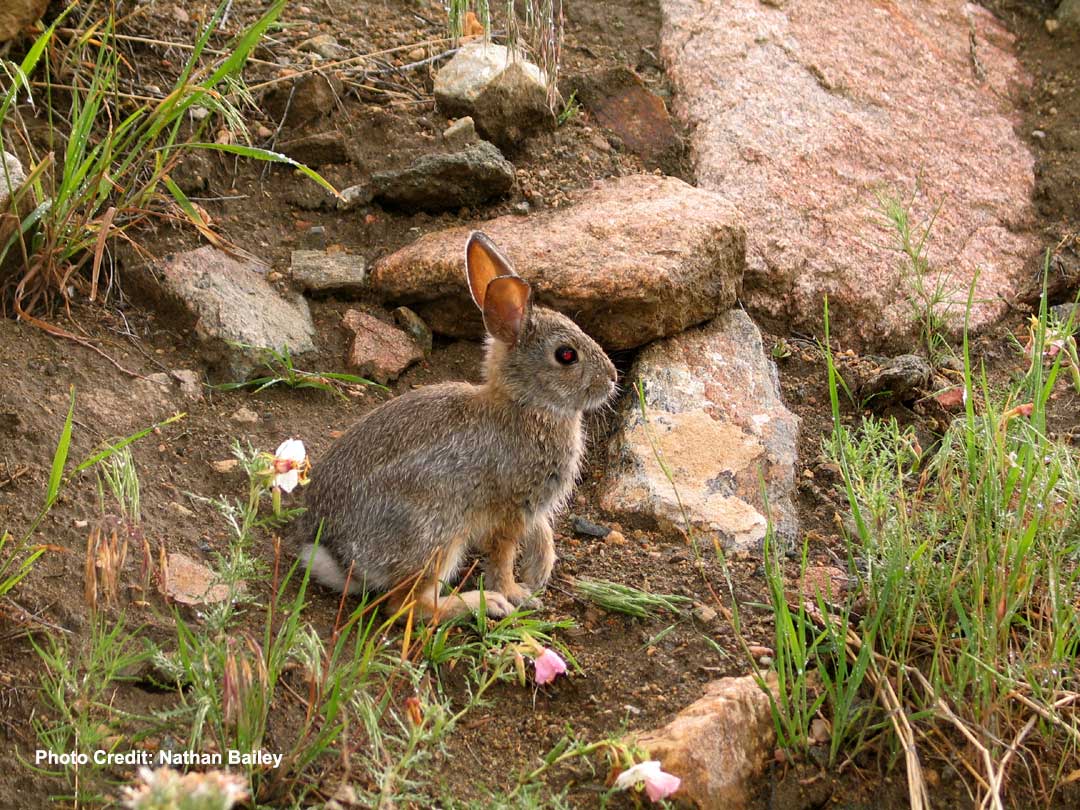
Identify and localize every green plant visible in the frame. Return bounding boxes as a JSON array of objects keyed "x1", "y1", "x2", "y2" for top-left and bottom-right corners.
[
  {"x1": 765, "y1": 284, "x2": 1080, "y2": 807},
  {"x1": 556, "y1": 90, "x2": 580, "y2": 125},
  {"x1": 877, "y1": 190, "x2": 956, "y2": 361},
  {"x1": 0, "y1": 0, "x2": 336, "y2": 319},
  {"x1": 573, "y1": 577, "x2": 690, "y2": 620},
  {"x1": 212, "y1": 343, "x2": 384, "y2": 398}
]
